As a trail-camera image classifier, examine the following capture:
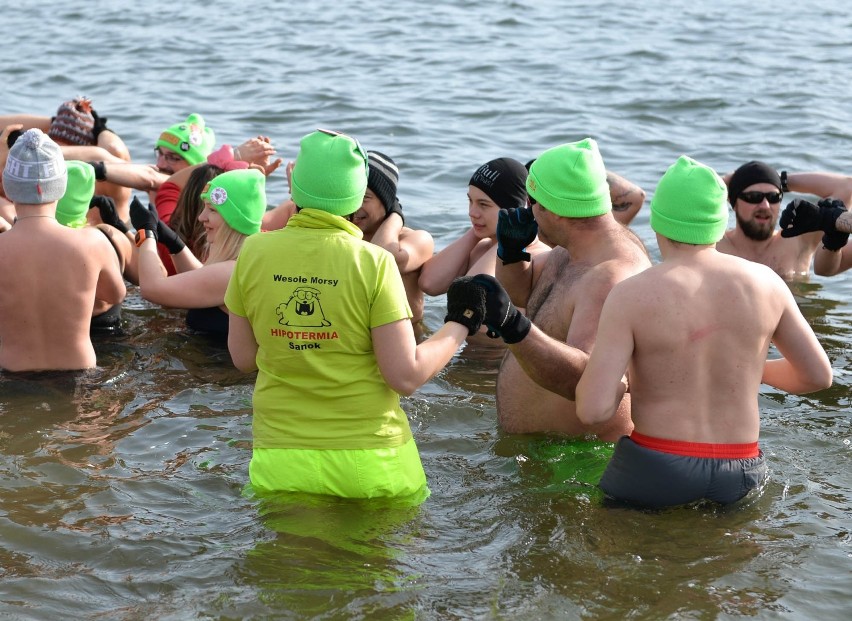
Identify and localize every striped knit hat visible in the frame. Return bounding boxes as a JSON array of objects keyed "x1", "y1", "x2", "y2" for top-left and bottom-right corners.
[
  {"x1": 367, "y1": 151, "x2": 401, "y2": 215},
  {"x1": 48, "y1": 97, "x2": 96, "y2": 146}
]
